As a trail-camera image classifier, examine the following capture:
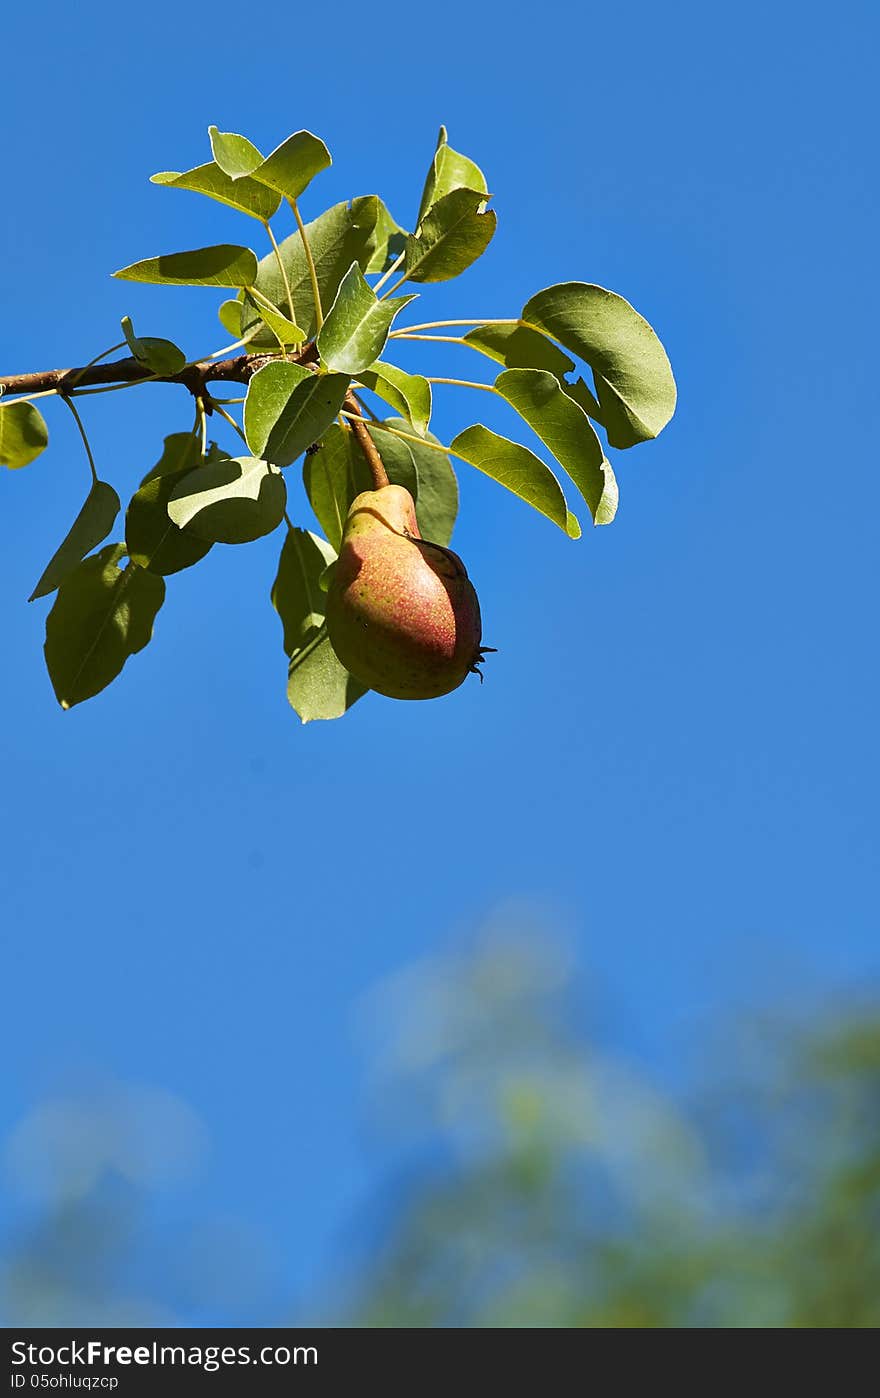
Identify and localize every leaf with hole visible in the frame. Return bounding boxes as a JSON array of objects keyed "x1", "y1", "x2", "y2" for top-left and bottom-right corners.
[
  {"x1": 208, "y1": 125, "x2": 263, "y2": 179},
  {"x1": 451, "y1": 424, "x2": 579, "y2": 537},
  {"x1": 29, "y1": 481, "x2": 121, "y2": 600},
  {"x1": 44, "y1": 544, "x2": 165, "y2": 708},
  {"x1": 151, "y1": 163, "x2": 281, "y2": 221},
  {"x1": 249, "y1": 130, "x2": 331, "y2": 201},
  {"x1": 317, "y1": 264, "x2": 415, "y2": 374},
  {"x1": 357, "y1": 362, "x2": 431, "y2": 436},
  {"x1": 120, "y1": 316, "x2": 186, "y2": 375},
  {"x1": 244, "y1": 362, "x2": 350, "y2": 467},
  {"x1": 417, "y1": 125, "x2": 488, "y2": 223},
  {"x1": 1, "y1": 401, "x2": 49, "y2": 469},
  {"x1": 522, "y1": 282, "x2": 676, "y2": 448},
  {"x1": 404, "y1": 188, "x2": 496, "y2": 284},
  {"x1": 113, "y1": 245, "x2": 258, "y2": 288},
  {"x1": 495, "y1": 368, "x2": 616, "y2": 525},
  {"x1": 168, "y1": 456, "x2": 286, "y2": 543}
]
